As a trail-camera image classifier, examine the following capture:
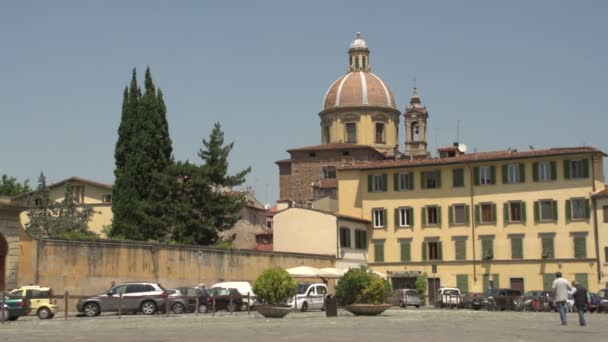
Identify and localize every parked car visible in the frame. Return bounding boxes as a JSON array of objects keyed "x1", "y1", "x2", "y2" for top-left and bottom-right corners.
[
  {"x1": 169, "y1": 286, "x2": 208, "y2": 314},
  {"x1": 520, "y1": 290, "x2": 553, "y2": 312},
  {"x1": 286, "y1": 283, "x2": 328, "y2": 312},
  {"x1": 204, "y1": 287, "x2": 249, "y2": 312},
  {"x1": 435, "y1": 287, "x2": 462, "y2": 308},
  {"x1": 386, "y1": 288, "x2": 421, "y2": 308},
  {"x1": 461, "y1": 292, "x2": 483, "y2": 310},
  {"x1": 211, "y1": 281, "x2": 256, "y2": 307},
  {"x1": 588, "y1": 292, "x2": 600, "y2": 313},
  {"x1": 9, "y1": 285, "x2": 58, "y2": 319},
  {"x1": 483, "y1": 288, "x2": 522, "y2": 311},
  {"x1": 596, "y1": 288, "x2": 608, "y2": 313},
  {"x1": 76, "y1": 282, "x2": 168, "y2": 317},
  {"x1": 1, "y1": 292, "x2": 30, "y2": 321}
]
